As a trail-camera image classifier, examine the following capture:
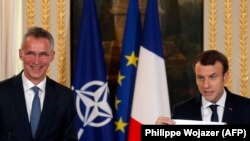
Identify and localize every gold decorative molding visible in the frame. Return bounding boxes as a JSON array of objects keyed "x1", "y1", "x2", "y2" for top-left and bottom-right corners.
[
  {"x1": 57, "y1": 0, "x2": 66, "y2": 85},
  {"x1": 208, "y1": 0, "x2": 217, "y2": 50},
  {"x1": 42, "y1": 0, "x2": 52, "y2": 76},
  {"x1": 26, "y1": 0, "x2": 35, "y2": 28},
  {"x1": 224, "y1": 0, "x2": 233, "y2": 90},
  {"x1": 239, "y1": 0, "x2": 248, "y2": 97},
  {"x1": 42, "y1": 0, "x2": 50, "y2": 31}
]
